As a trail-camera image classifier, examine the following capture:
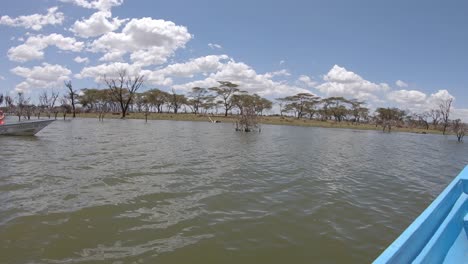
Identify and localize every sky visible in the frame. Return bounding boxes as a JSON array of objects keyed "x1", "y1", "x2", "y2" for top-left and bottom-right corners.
[{"x1": 0, "y1": 0, "x2": 467, "y2": 120}]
